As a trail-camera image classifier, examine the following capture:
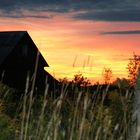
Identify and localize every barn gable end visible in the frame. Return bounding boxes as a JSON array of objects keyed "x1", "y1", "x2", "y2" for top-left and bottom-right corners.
[{"x1": 0, "y1": 31, "x2": 58, "y2": 91}]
